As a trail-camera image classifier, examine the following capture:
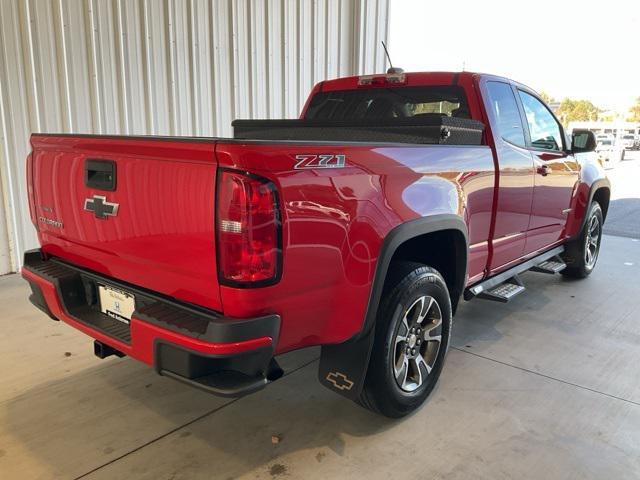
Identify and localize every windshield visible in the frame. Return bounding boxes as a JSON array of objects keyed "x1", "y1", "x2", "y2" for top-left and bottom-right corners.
[
  {"x1": 599, "y1": 140, "x2": 612, "y2": 146},
  {"x1": 304, "y1": 86, "x2": 470, "y2": 121}
]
